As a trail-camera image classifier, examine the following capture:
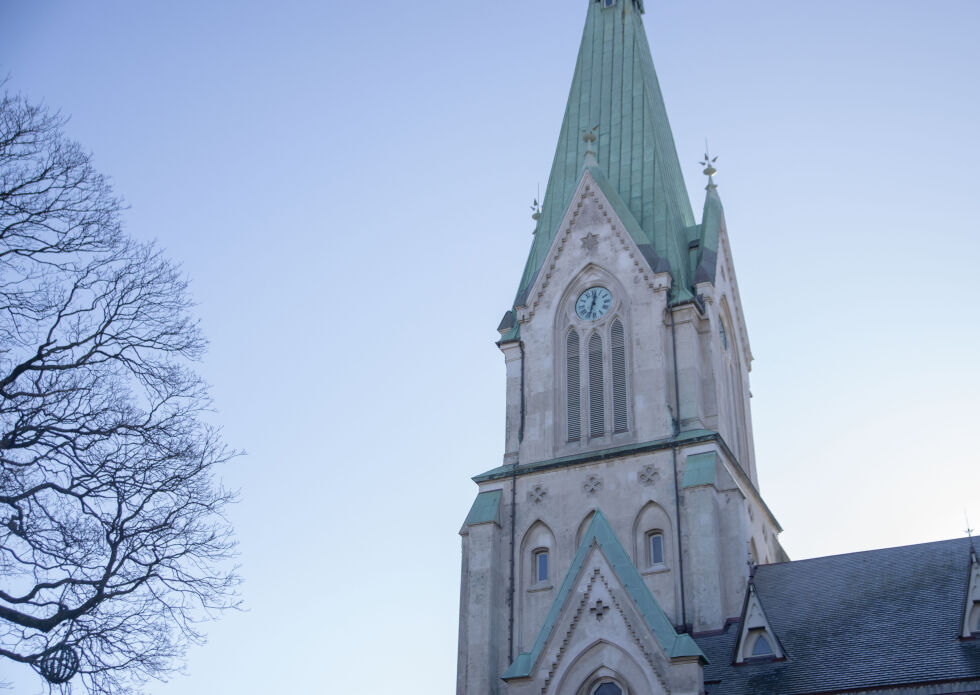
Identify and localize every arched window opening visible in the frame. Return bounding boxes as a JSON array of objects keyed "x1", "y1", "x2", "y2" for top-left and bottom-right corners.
[
  {"x1": 719, "y1": 321, "x2": 728, "y2": 350},
  {"x1": 611, "y1": 320, "x2": 628, "y2": 433},
  {"x1": 751, "y1": 634, "x2": 774, "y2": 657},
  {"x1": 534, "y1": 549, "x2": 549, "y2": 584},
  {"x1": 646, "y1": 531, "x2": 665, "y2": 567},
  {"x1": 593, "y1": 683, "x2": 623, "y2": 695},
  {"x1": 588, "y1": 334, "x2": 605, "y2": 438},
  {"x1": 566, "y1": 331, "x2": 581, "y2": 442}
]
